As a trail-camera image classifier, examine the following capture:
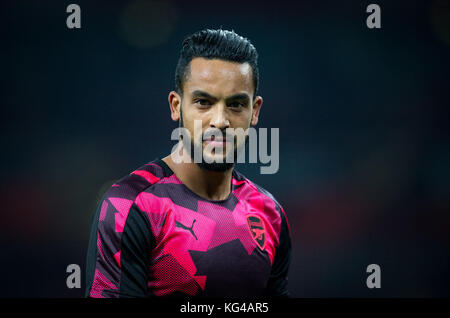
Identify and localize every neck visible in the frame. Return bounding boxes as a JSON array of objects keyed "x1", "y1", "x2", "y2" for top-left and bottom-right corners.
[{"x1": 162, "y1": 142, "x2": 233, "y2": 201}]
